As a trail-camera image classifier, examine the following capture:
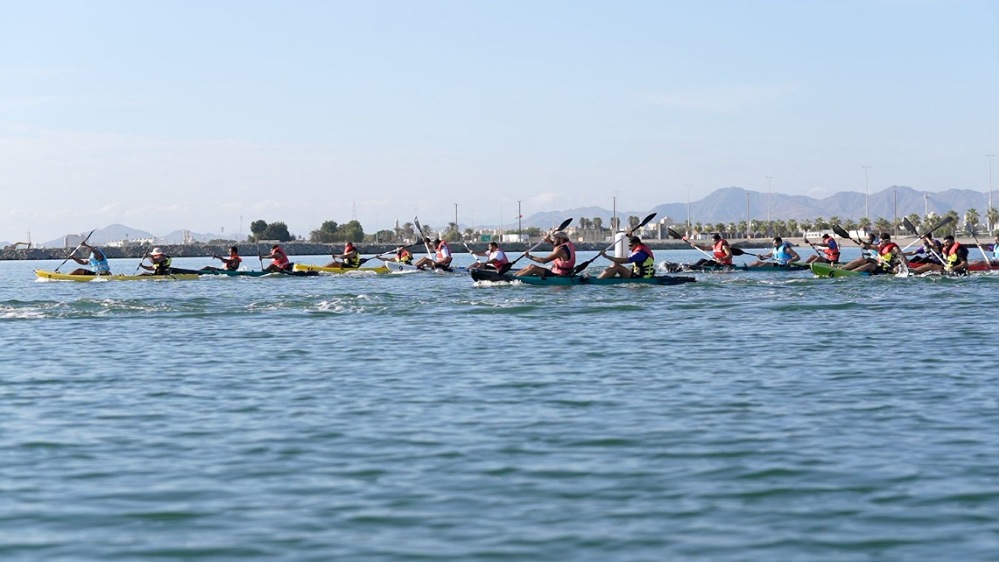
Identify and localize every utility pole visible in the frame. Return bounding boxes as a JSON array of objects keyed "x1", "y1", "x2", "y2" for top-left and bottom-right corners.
[
  {"x1": 862, "y1": 166, "x2": 871, "y2": 221},
  {"x1": 517, "y1": 200, "x2": 522, "y2": 236},
  {"x1": 893, "y1": 189, "x2": 898, "y2": 236},
  {"x1": 612, "y1": 195, "x2": 618, "y2": 232},
  {"x1": 988, "y1": 154, "x2": 994, "y2": 232},
  {"x1": 766, "y1": 176, "x2": 773, "y2": 237},
  {"x1": 685, "y1": 184, "x2": 692, "y2": 236},
  {"x1": 454, "y1": 203, "x2": 459, "y2": 235}
]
